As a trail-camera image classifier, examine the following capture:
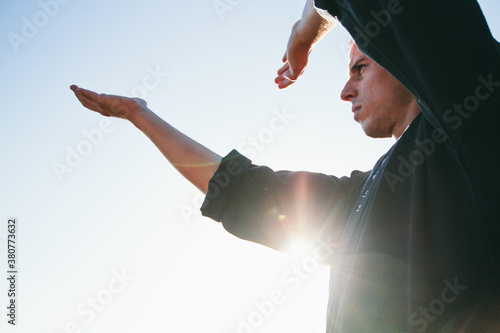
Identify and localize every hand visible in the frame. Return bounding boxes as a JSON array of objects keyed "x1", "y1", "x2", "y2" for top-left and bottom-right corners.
[
  {"x1": 275, "y1": 20, "x2": 312, "y2": 90},
  {"x1": 70, "y1": 85, "x2": 148, "y2": 120}
]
